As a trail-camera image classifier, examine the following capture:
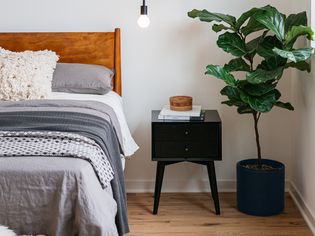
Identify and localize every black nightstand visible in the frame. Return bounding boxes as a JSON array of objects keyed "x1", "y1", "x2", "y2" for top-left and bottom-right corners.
[{"x1": 151, "y1": 110, "x2": 222, "y2": 215}]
